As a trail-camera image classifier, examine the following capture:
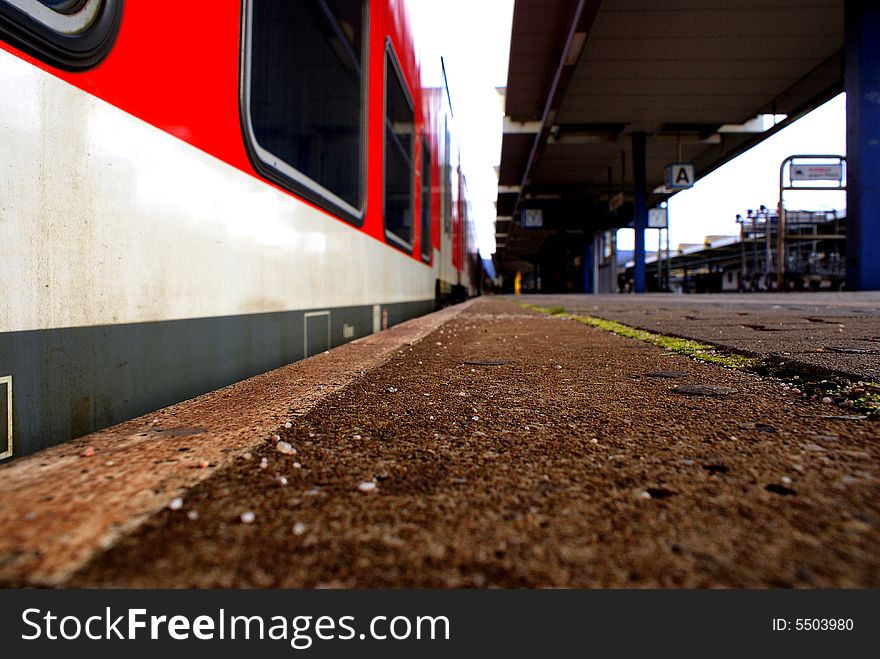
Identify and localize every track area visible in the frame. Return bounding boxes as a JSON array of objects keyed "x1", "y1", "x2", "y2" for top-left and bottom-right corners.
[{"x1": 62, "y1": 299, "x2": 879, "y2": 588}]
